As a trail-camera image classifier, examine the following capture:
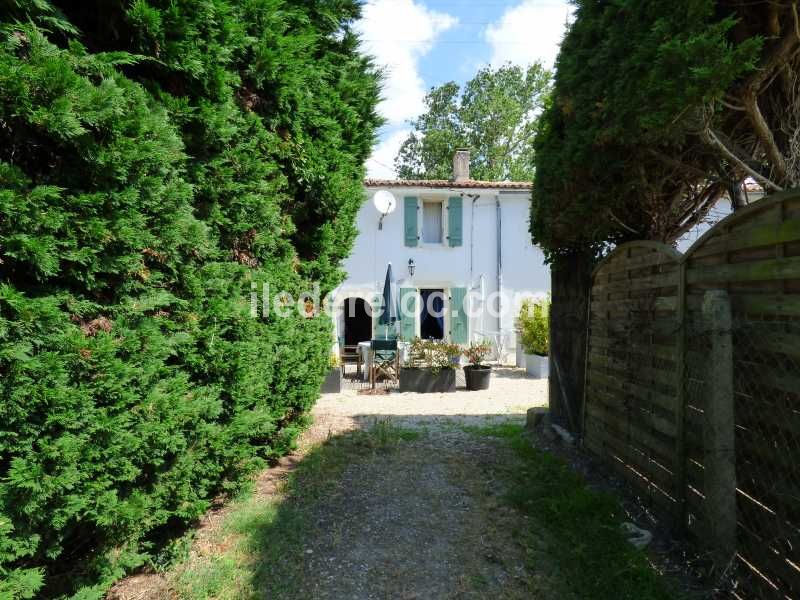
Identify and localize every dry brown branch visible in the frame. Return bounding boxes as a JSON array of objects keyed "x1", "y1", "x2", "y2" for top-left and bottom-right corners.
[
  {"x1": 607, "y1": 209, "x2": 640, "y2": 235},
  {"x1": 720, "y1": 97, "x2": 746, "y2": 112},
  {"x1": 744, "y1": 16, "x2": 800, "y2": 93},
  {"x1": 669, "y1": 182, "x2": 725, "y2": 241},
  {"x1": 647, "y1": 148, "x2": 710, "y2": 179},
  {"x1": 704, "y1": 128, "x2": 783, "y2": 191},
  {"x1": 741, "y1": 88, "x2": 789, "y2": 181}
]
